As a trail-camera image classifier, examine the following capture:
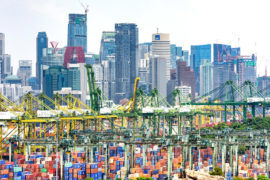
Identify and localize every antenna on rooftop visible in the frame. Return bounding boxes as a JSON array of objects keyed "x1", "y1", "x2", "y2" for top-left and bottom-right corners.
[{"x1": 157, "y1": 28, "x2": 159, "y2": 34}]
